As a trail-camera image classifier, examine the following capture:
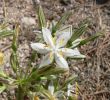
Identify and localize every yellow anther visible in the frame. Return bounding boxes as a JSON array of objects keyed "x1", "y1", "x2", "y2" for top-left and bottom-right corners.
[
  {"x1": 49, "y1": 52, "x2": 53, "y2": 61},
  {"x1": 34, "y1": 96, "x2": 39, "y2": 100},
  {"x1": 52, "y1": 37, "x2": 56, "y2": 45},
  {"x1": 59, "y1": 51, "x2": 63, "y2": 56},
  {"x1": 0, "y1": 52, "x2": 4, "y2": 65},
  {"x1": 59, "y1": 38, "x2": 64, "y2": 46}
]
